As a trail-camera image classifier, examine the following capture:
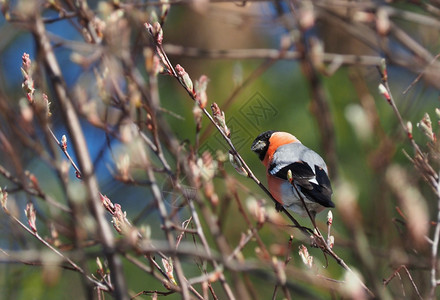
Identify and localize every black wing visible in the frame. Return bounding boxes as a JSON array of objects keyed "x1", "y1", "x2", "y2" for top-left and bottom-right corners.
[
  {"x1": 269, "y1": 161, "x2": 315, "y2": 190},
  {"x1": 270, "y1": 162, "x2": 334, "y2": 208},
  {"x1": 301, "y1": 166, "x2": 334, "y2": 208}
]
